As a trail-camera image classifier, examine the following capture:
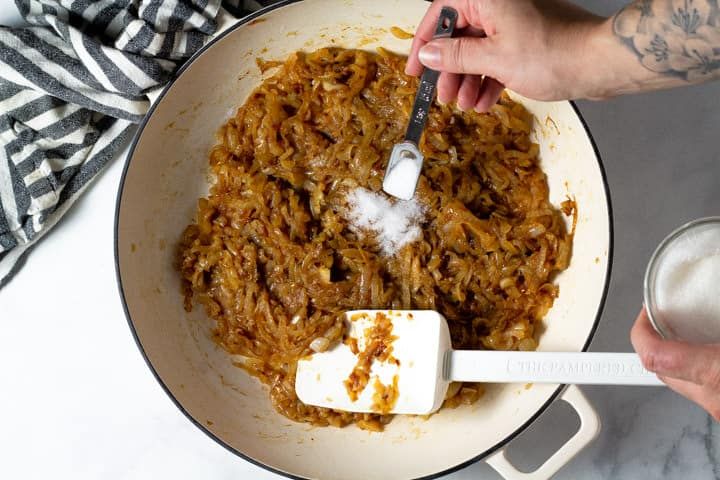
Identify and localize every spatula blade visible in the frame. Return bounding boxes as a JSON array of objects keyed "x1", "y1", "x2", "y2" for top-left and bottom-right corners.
[{"x1": 295, "y1": 310, "x2": 451, "y2": 415}]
